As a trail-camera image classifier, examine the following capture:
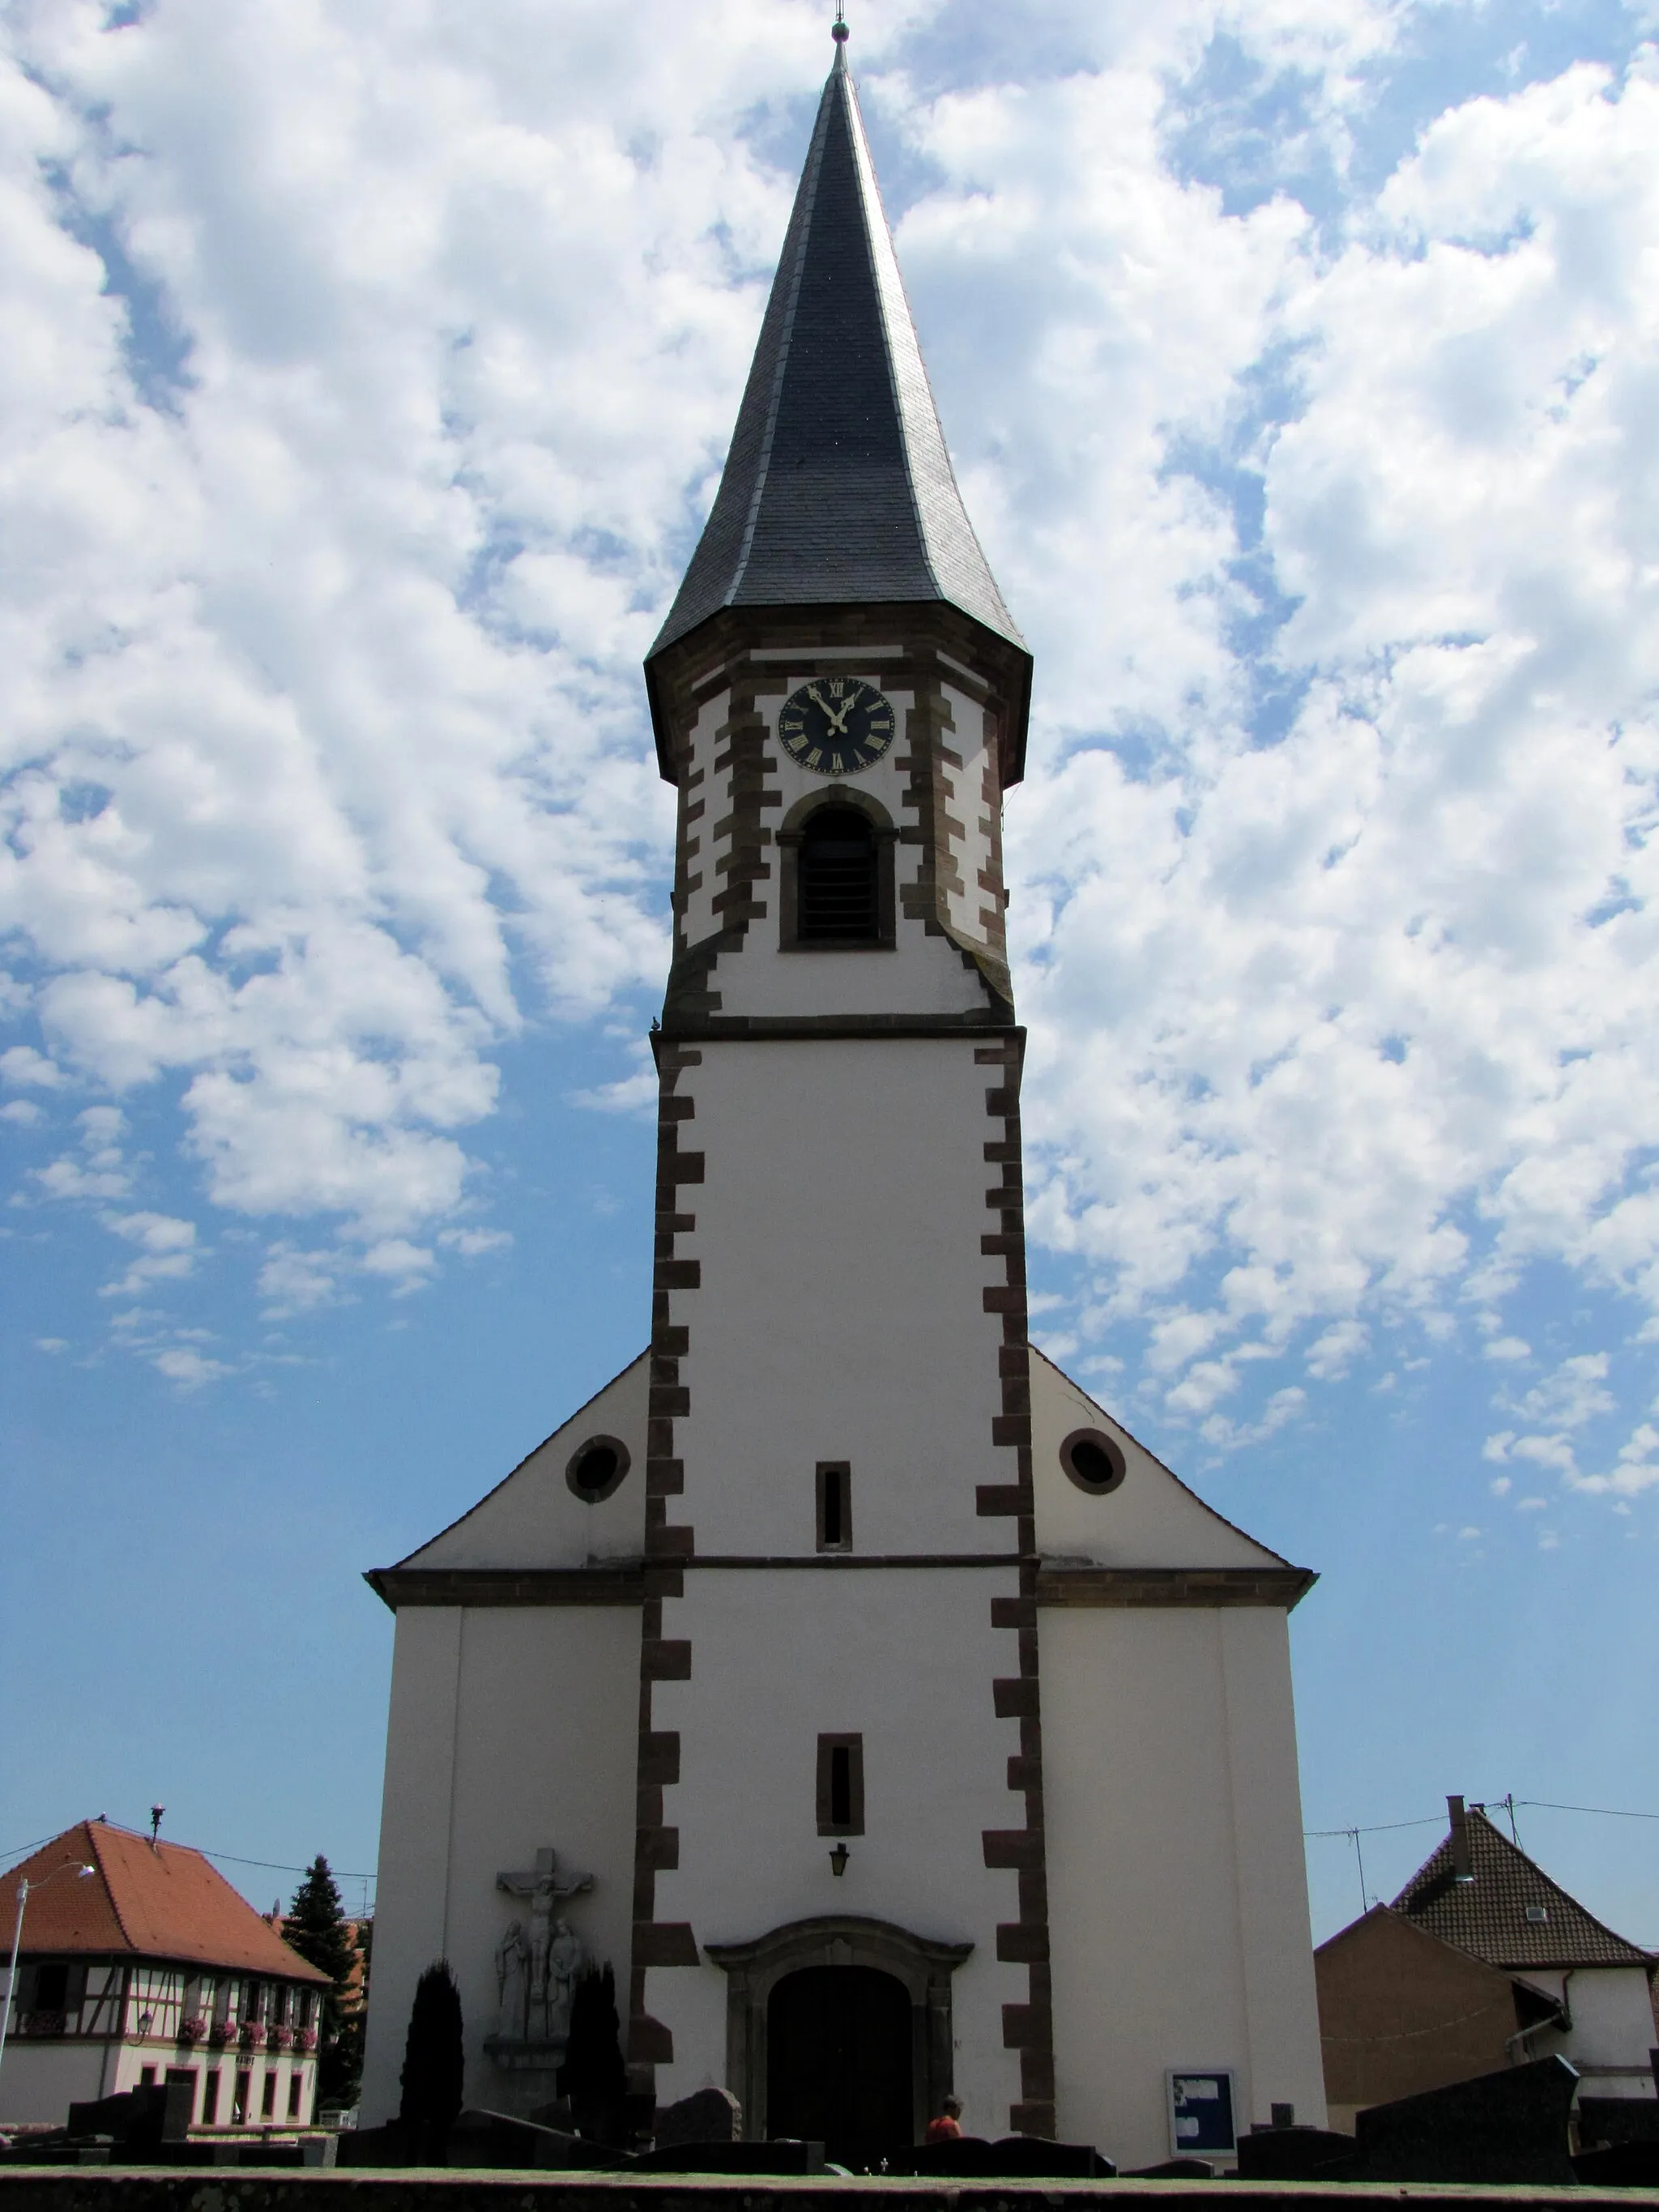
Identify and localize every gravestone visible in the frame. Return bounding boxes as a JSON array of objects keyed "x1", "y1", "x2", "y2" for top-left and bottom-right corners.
[
  {"x1": 66, "y1": 2082, "x2": 192, "y2": 2149},
  {"x1": 654, "y1": 2086, "x2": 741, "y2": 2149},
  {"x1": 1354, "y1": 2052, "x2": 1580, "y2": 2184}
]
